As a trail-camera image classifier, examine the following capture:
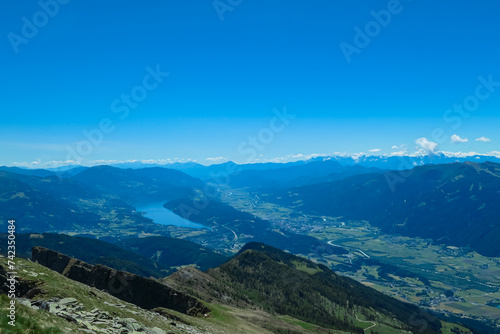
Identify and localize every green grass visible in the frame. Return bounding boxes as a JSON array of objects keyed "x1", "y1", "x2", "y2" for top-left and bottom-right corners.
[
  {"x1": 440, "y1": 321, "x2": 473, "y2": 333},
  {"x1": 206, "y1": 303, "x2": 231, "y2": 322},
  {"x1": 307, "y1": 220, "x2": 500, "y2": 325},
  {"x1": 0, "y1": 256, "x2": 184, "y2": 333},
  {"x1": 279, "y1": 315, "x2": 318, "y2": 330},
  {"x1": 292, "y1": 260, "x2": 322, "y2": 275},
  {"x1": 0, "y1": 294, "x2": 64, "y2": 334},
  {"x1": 354, "y1": 320, "x2": 374, "y2": 330}
]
